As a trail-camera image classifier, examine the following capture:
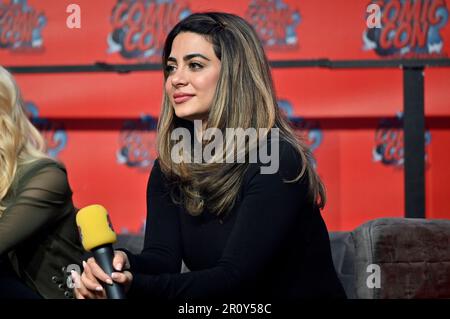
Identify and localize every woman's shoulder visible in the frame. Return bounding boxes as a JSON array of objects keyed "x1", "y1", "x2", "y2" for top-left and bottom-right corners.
[
  {"x1": 19, "y1": 157, "x2": 66, "y2": 177},
  {"x1": 16, "y1": 158, "x2": 69, "y2": 191}
]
